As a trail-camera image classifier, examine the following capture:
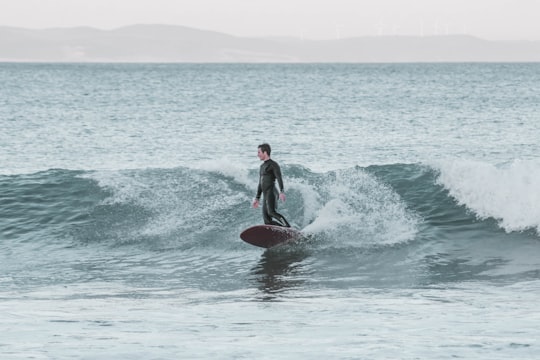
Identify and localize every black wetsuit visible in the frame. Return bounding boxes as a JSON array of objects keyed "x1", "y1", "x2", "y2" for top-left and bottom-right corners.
[{"x1": 255, "y1": 159, "x2": 290, "y2": 227}]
